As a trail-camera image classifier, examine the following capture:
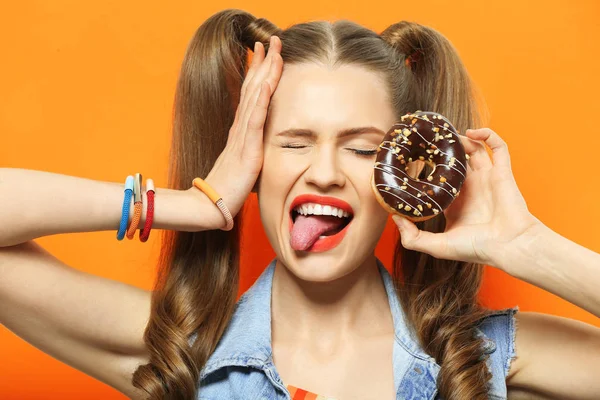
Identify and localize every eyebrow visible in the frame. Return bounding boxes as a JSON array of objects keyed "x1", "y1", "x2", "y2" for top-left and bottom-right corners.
[{"x1": 275, "y1": 126, "x2": 386, "y2": 139}]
